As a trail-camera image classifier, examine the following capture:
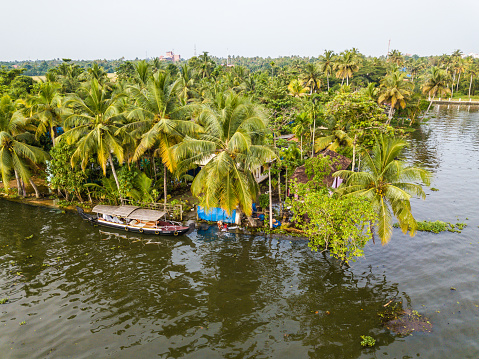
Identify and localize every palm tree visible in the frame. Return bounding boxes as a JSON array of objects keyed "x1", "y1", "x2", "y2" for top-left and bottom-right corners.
[
  {"x1": 0, "y1": 95, "x2": 49, "y2": 197},
  {"x1": 314, "y1": 129, "x2": 353, "y2": 153},
  {"x1": 421, "y1": 66, "x2": 451, "y2": 118},
  {"x1": 126, "y1": 72, "x2": 202, "y2": 208},
  {"x1": 378, "y1": 71, "x2": 413, "y2": 125},
  {"x1": 334, "y1": 51, "x2": 359, "y2": 86},
  {"x1": 364, "y1": 82, "x2": 378, "y2": 101},
  {"x1": 319, "y1": 50, "x2": 335, "y2": 91},
  {"x1": 173, "y1": 92, "x2": 275, "y2": 217},
  {"x1": 301, "y1": 63, "x2": 321, "y2": 94},
  {"x1": 466, "y1": 59, "x2": 477, "y2": 99},
  {"x1": 198, "y1": 51, "x2": 214, "y2": 79},
  {"x1": 60, "y1": 79, "x2": 126, "y2": 195},
  {"x1": 177, "y1": 63, "x2": 197, "y2": 104},
  {"x1": 26, "y1": 81, "x2": 69, "y2": 147},
  {"x1": 334, "y1": 135, "x2": 430, "y2": 244},
  {"x1": 134, "y1": 60, "x2": 152, "y2": 87},
  {"x1": 387, "y1": 50, "x2": 404, "y2": 67},
  {"x1": 287, "y1": 79, "x2": 309, "y2": 97}
]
